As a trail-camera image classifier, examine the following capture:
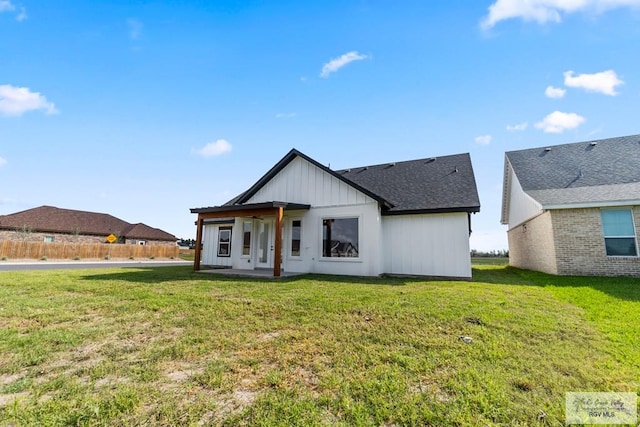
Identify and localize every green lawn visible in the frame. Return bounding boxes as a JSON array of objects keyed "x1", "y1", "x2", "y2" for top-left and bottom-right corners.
[{"x1": 0, "y1": 264, "x2": 638, "y2": 426}]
